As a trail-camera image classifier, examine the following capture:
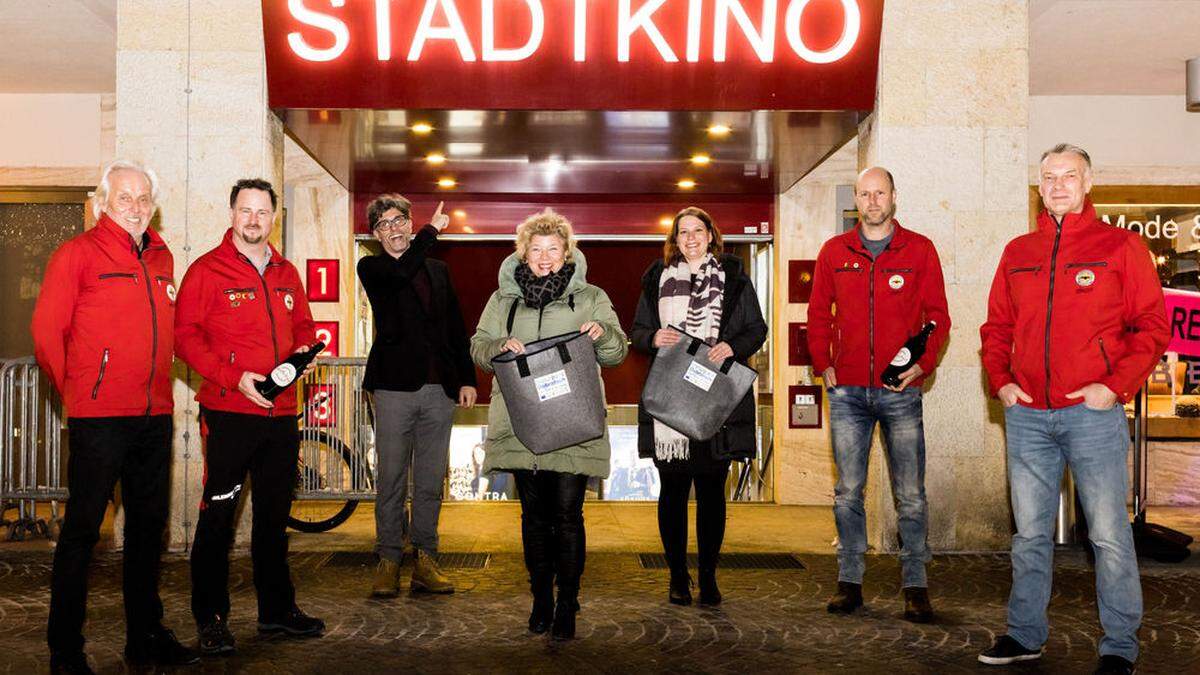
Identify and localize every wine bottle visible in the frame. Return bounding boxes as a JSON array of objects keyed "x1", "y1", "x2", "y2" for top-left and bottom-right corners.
[
  {"x1": 255, "y1": 342, "x2": 326, "y2": 400},
  {"x1": 881, "y1": 322, "x2": 936, "y2": 387}
]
